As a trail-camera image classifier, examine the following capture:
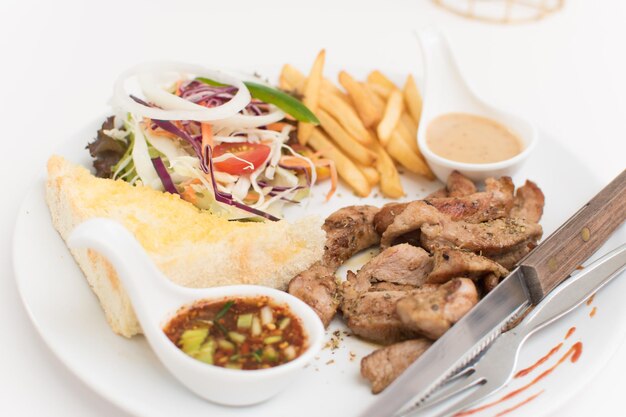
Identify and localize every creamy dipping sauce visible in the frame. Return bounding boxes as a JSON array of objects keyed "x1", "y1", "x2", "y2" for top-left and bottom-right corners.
[{"x1": 426, "y1": 113, "x2": 523, "y2": 164}]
